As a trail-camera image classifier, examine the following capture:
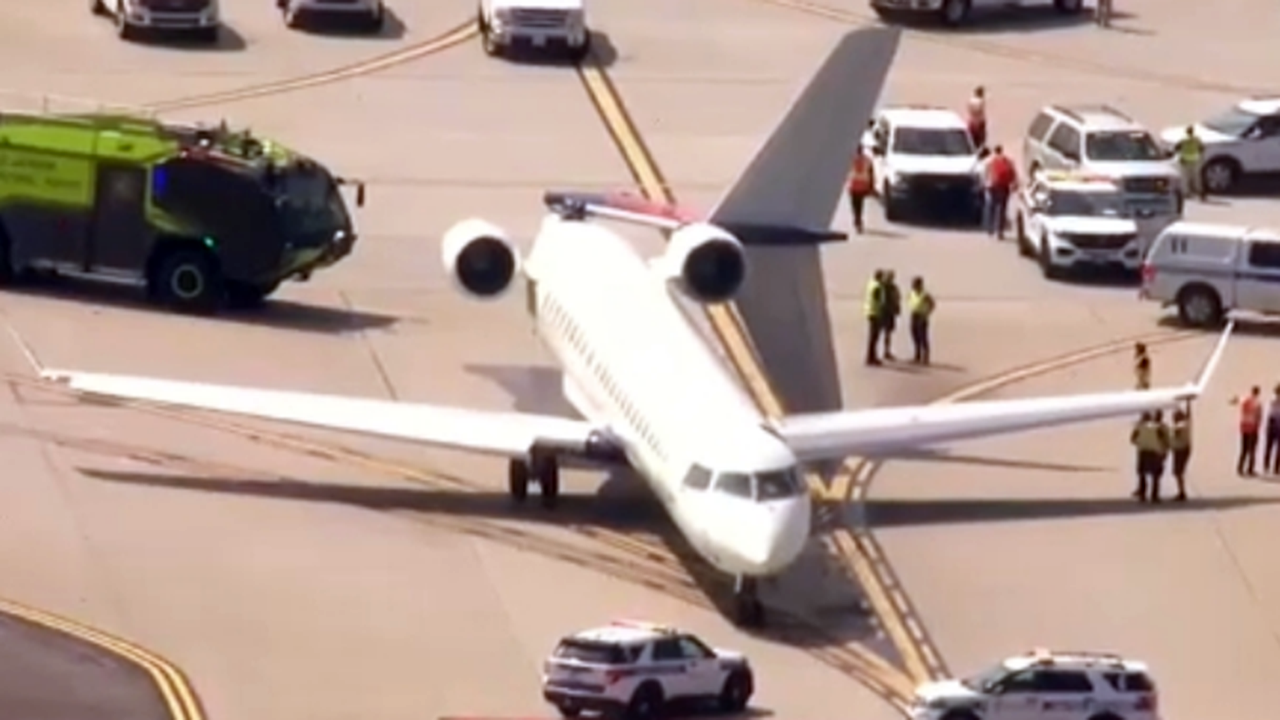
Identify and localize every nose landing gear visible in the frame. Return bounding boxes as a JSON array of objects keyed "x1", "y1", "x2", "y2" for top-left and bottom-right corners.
[
  {"x1": 507, "y1": 452, "x2": 560, "y2": 509},
  {"x1": 732, "y1": 576, "x2": 765, "y2": 628}
]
